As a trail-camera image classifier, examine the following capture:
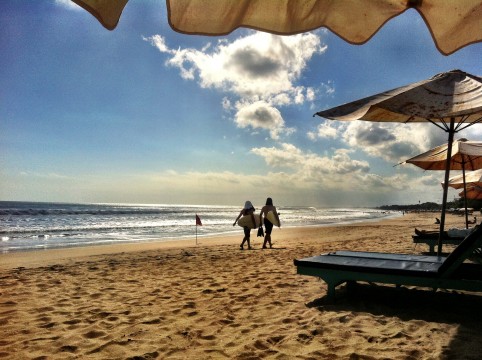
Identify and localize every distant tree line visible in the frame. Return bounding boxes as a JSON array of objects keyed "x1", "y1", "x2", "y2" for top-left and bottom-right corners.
[{"x1": 378, "y1": 199, "x2": 482, "y2": 212}]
